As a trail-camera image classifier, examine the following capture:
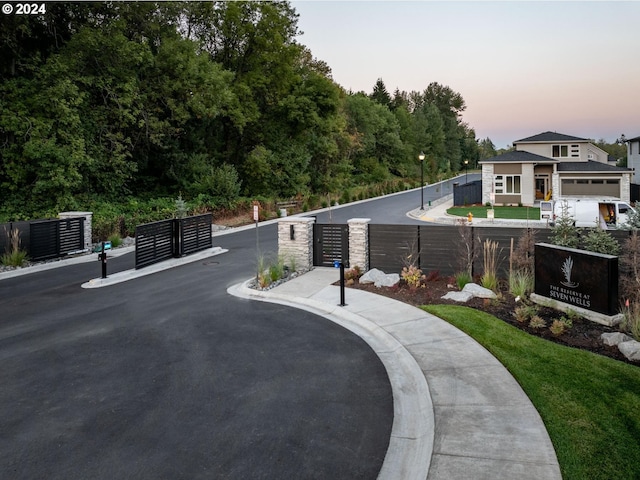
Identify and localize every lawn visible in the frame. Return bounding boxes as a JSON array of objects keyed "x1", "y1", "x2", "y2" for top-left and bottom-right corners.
[
  {"x1": 422, "y1": 304, "x2": 640, "y2": 480},
  {"x1": 447, "y1": 205, "x2": 540, "y2": 220}
]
